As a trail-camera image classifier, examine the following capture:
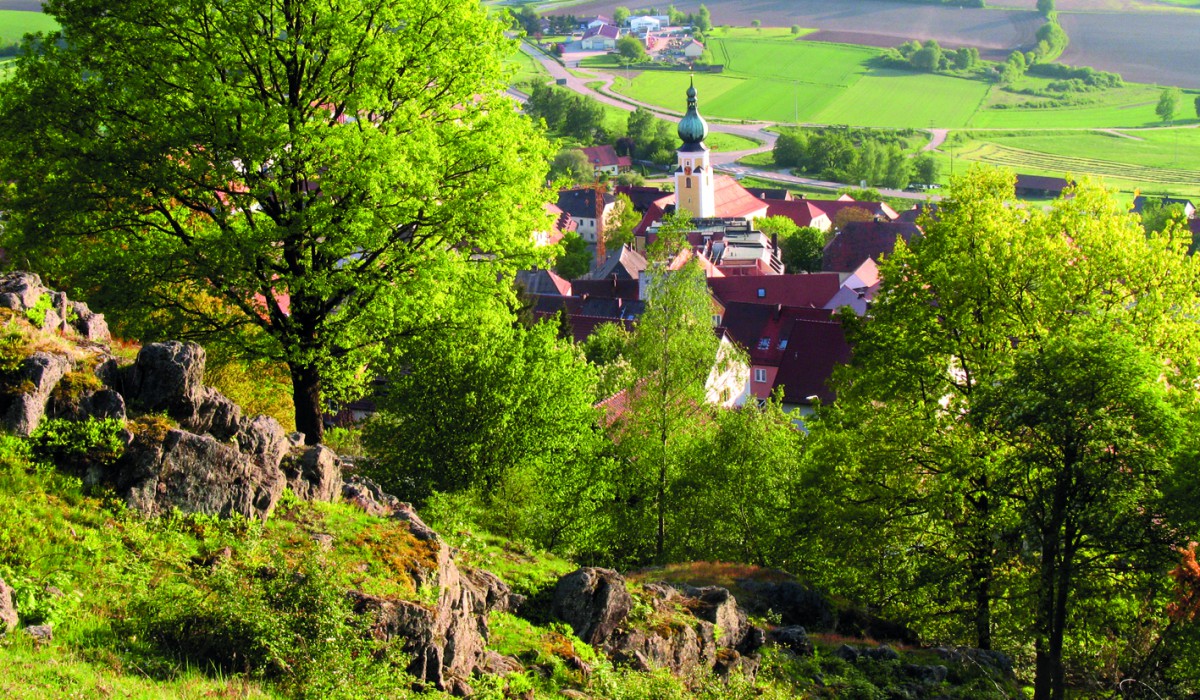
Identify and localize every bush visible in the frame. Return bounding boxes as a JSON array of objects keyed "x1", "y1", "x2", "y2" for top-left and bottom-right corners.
[
  {"x1": 120, "y1": 552, "x2": 407, "y2": 698},
  {"x1": 29, "y1": 417, "x2": 125, "y2": 473}
]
